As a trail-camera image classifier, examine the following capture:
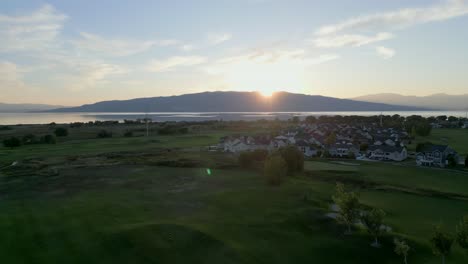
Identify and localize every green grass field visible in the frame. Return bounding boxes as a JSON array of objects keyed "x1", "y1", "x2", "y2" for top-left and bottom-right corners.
[
  {"x1": 410, "y1": 128, "x2": 468, "y2": 155},
  {"x1": 0, "y1": 126, "x2": 467, "y2": 263}
]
